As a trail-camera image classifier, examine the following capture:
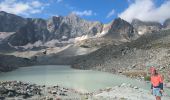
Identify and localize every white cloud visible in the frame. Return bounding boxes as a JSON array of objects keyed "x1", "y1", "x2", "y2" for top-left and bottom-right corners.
[
  {"x1": 119, "y1": 0, "x2": 170, "y2": 23},
  {"x1": 0, "y1": 0, "x2": 47, "y2": 16},
  {"x1": 106, "y1": 9, "x2": 115, "y2": 18},
  {"x1": 31, "y1": 1, "x2": 42, "y2": 8},
  {"x1": 64, "y1": 4, "x2": 75, "y2": 10},
  {"x1": 72, "y1": 10, "x2": 95, "y2": 16}
]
